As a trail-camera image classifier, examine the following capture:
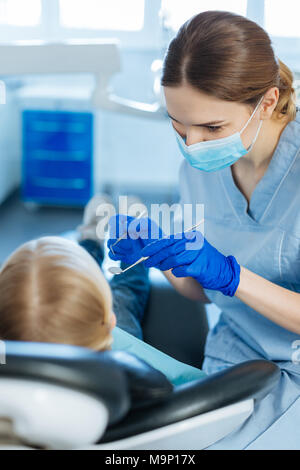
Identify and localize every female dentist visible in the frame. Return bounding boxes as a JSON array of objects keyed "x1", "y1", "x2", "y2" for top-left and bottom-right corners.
[{"x1": 108, "y1": 11, "x2": 300, "y2": 449}]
